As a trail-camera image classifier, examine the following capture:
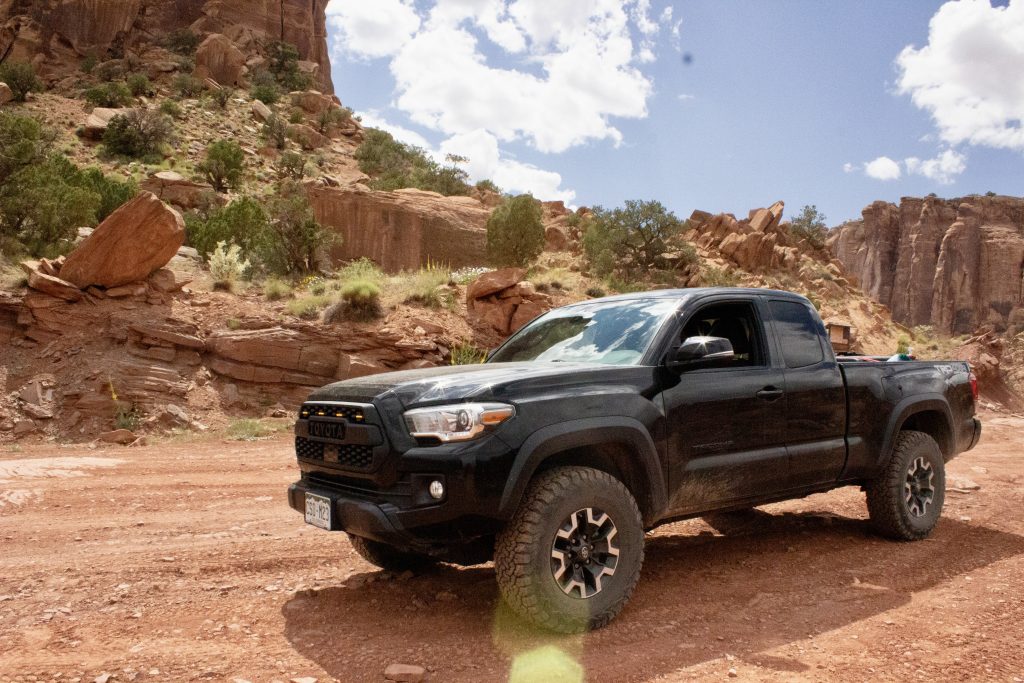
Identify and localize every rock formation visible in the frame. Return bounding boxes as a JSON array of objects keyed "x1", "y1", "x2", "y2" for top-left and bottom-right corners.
[
  {"x1": 0, "y1": 0, "x2": 333, "y2": 94},
  {"x1": 307, "y1": 184, "x2": 492, "y2": 273},
  {"x1": 830, "y1": 195, "x2": 1024, "y2": 335},
  {"x1": 466, "y1": 268, "x2": 553, "y2": 335}
]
